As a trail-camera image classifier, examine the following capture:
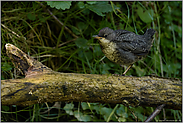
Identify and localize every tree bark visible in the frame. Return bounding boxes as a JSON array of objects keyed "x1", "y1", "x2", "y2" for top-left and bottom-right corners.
[{"x1": 1, "y1": 43, "x2": 182, "y2": 110}]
